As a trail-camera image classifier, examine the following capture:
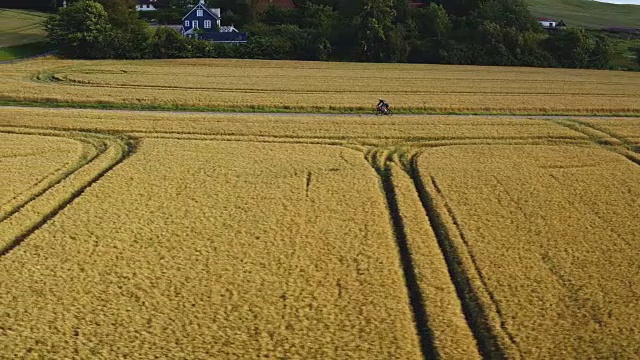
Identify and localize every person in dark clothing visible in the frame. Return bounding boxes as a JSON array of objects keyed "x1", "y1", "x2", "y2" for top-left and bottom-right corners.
[{"x1": 377, "y1": 98, "x2": 390, "y2": 114}]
